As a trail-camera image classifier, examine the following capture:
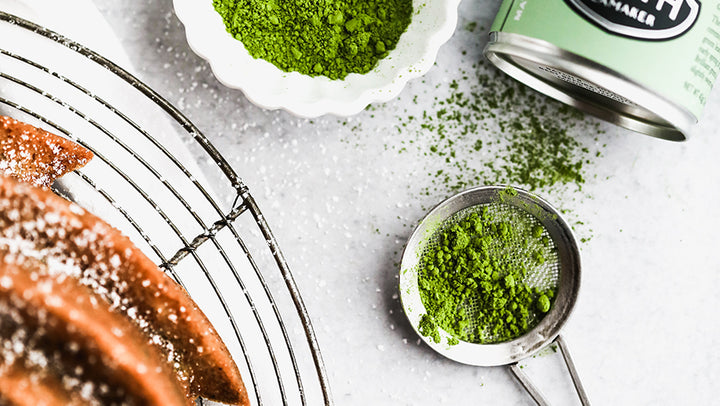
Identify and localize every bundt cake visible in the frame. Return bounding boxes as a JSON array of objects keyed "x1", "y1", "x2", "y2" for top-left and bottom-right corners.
[
  {"x1": 0, "y1": 116, "x2": 249, "y2": 405},
  {"x1": 0, "y1": 252, "x2": 191, "y2": 406},
  {"x1": 0, "y1": 115, "x2": 93, "y2": 188}
]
